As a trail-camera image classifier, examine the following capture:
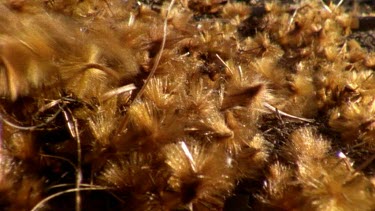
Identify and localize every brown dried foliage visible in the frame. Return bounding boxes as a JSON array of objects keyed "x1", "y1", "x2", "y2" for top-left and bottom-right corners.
[{"x1": 0, "y1": 0, "x2": 375, "y2": 210}]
